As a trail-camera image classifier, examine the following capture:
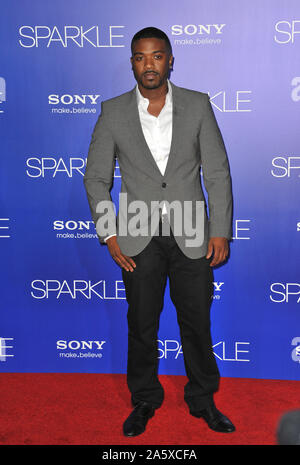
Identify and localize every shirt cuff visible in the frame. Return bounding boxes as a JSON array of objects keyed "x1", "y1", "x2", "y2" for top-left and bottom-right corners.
[{"x1": 104, "y1": 234, "x2": 117, "y2": 243}]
